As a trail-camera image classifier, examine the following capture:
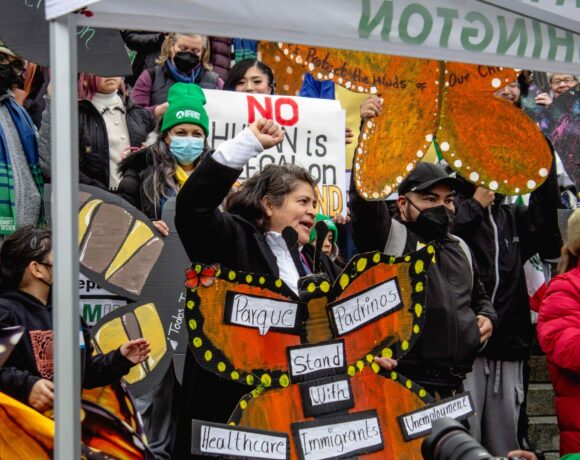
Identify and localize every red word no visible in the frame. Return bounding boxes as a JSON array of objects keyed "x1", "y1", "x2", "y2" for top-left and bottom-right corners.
[{"x1": 247, "y1": 96, "x2": 299, "y2": 126}]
